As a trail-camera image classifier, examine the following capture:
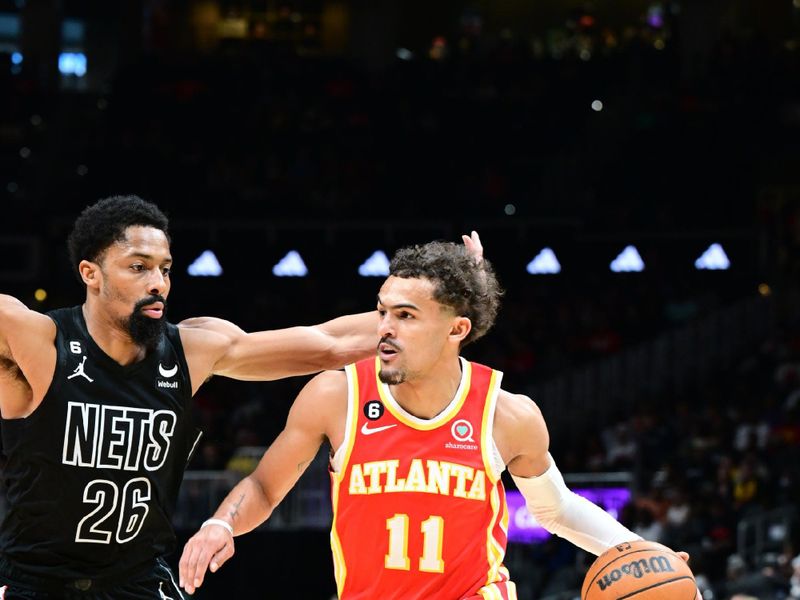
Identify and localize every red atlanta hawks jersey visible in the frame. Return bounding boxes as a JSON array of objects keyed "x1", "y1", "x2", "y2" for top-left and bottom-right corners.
[{"x1": 329, "y1": 357, "x2": 517, "y2": 600}]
